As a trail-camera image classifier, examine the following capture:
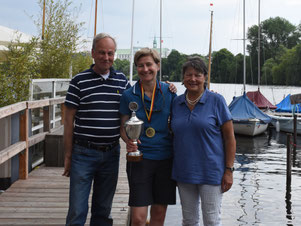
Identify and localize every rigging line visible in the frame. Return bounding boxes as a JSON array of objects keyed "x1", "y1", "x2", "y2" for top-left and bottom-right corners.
[{"x1": 230, "y1": 0, "x2": 242, "y2": 54}]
